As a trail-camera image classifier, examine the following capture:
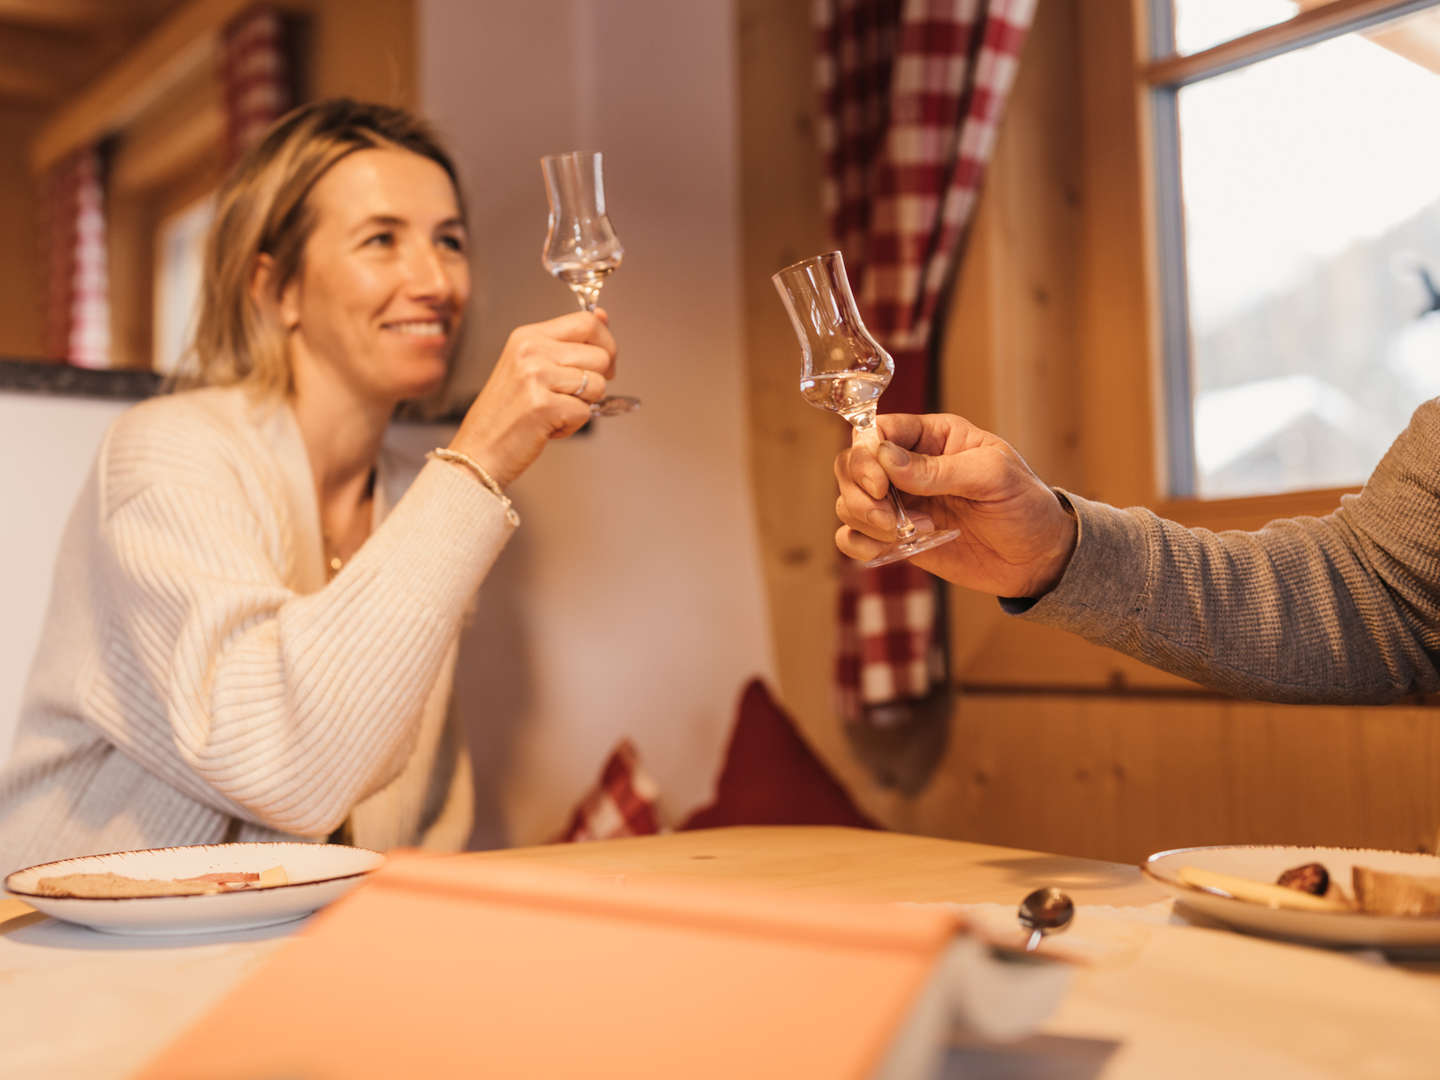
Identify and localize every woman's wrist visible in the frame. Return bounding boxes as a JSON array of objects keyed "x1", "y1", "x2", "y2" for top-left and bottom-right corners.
[{"x1": 428, "y1": 448, "x2": 520, "y2": 527}]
